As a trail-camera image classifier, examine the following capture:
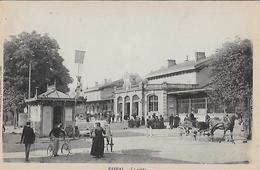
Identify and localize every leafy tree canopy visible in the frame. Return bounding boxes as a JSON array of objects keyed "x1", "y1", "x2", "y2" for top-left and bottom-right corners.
[
  {"x1": 208, "y1": 37, "x2": 252, "y2": 110},
  {"x1": 3, "y1": 31, "x2": 73, "y2": 113}
]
